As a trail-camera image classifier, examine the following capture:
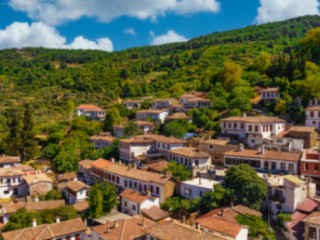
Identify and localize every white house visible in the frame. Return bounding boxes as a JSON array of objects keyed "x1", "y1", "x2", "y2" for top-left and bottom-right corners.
[
  {"x1": 0, "y1": 156, "x2": 21, "y2": 168},
  {"x1": 168, "y1": 147, "x2": 211, "y2": 177},
  {"x1": 220, "y1": 116, "x2": 286, "y2": 147},
  {"x1": 305, "y1": 106, "x2": 320, "y2": 130},
  {"x1": 114, "y1": 124, "x2": 125, "y2": 138},
  {"x1": 119, "y1": 134, "x2": 185, "y2": 162},
  {"x1": 260, "y1": 87, "x2": 280, "y2": 102},
  {"x1": 180, "y1": 178, "x2": 221, "y2": 199},
  {"x1": 120, "y1": 188, "x2": 159, "y2": 216},
  {"x1": 224, "y1": 146, "x2": 301, "y2": 174},
  {"x1": 151, "y1": 99, "x2": 173, "y2": 109},
  {"x1": 76, "y1": 104, "x2": 105, "y2": 121},
  {"x1": 0, "y1": 168, "x2": 25, "y2": 199},
  {"x1": 136, "y1": 109, "x2": 169, "y2": 124},
  {"x1": 135, "y1": 121, "x2": 155, "y2": 134},
  {"x1": 259, "y1": 173, "x2": 316, "y2": 219},
  {"x1": 78, "y1": 159, "x2": 93, "y2": 183},
  {"x1": 90, "y1": 159, "x2": 175, "y2": 204},
  {"x1": 64, "y1": 180, "x2": 90, "y2": 205},
  {"x1": 123, "y1": 100, "x2": 141, "y2": 109}
]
